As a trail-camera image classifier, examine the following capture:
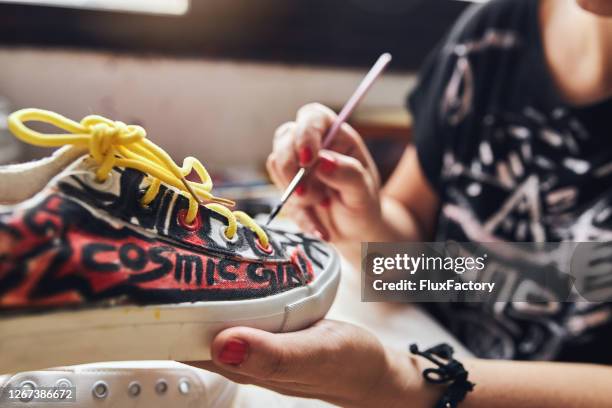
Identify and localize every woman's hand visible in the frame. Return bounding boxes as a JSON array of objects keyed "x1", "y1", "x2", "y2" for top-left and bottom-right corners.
[
  {"x1": 188, "y1": 320, "x2": 432, "y2": 408},
  {"x1": 266, "y1": 103, "x2": 383, "y2": 244},
  {"x1": 186, "y1": 319, "x2": 612, "y2": 408}
]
